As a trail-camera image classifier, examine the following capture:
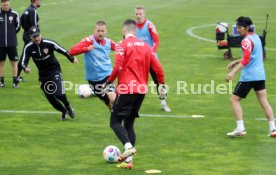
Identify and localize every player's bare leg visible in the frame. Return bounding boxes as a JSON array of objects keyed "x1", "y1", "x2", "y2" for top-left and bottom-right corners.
[
  {"x1": 255, "y1": 90, "x2": 276, "y2": 137},
  {"x1": 11, "y1": 61, "x2": 19, "y2": 88},
  {"x1": 0, "y1": 61, "x2": 5, "y2": 87},
  {"x1": 227, "y1": 95, "x2": 246, "y2": 137},
  {"x1": 107, "y1": 92, "x2": 116, "y2": 110}
]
